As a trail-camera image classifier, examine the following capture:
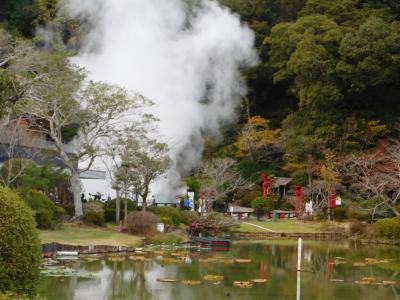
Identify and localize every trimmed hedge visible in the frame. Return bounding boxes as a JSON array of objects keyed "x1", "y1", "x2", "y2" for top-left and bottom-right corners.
[
  {"x1": 126, "y1": 211, "x2": 158, "y2": 235},
  {"x1": 83, "y1": 201, "x2": 105, "y2": 226},
  {"x1": 152, "y1": 207, "x2": 181, "y2": 226},
  {"x1": 376, "y1": 217, "x2": 400, "y2": 239},
  {"x1": 0, "y1": 187, "x2": 41, "y2": 297},
  {"x1": 83, "y1": 211, "x2": 105, "y2": 226},
  {"x1": 83, "y1": 201, "x2": 104, "y2": 213}
]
